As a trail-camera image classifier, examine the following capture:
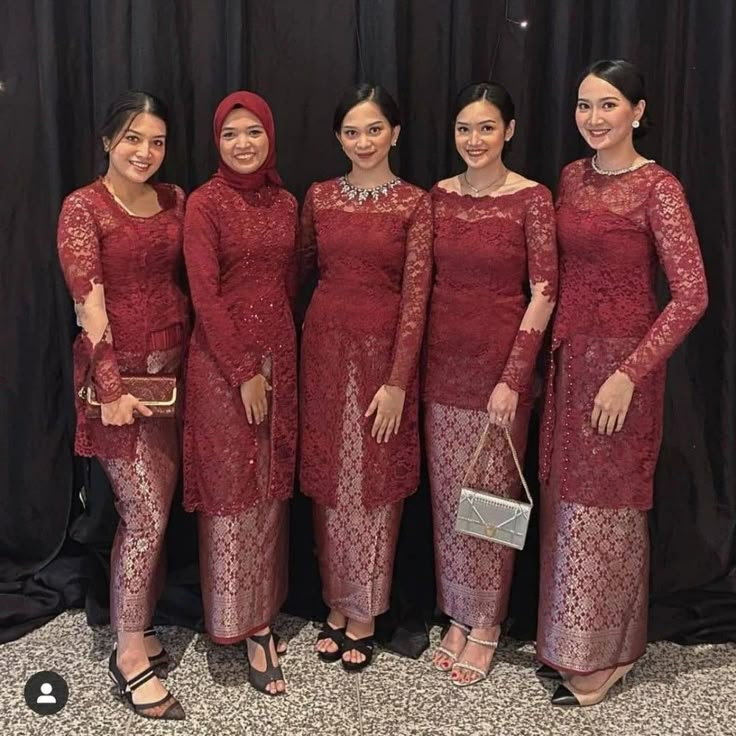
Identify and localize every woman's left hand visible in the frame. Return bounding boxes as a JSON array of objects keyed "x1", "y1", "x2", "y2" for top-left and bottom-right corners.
[
  {"x1": 591, "y1": 370, "x2": 635, "y2": 435},
  {"x1": 365, "y1": 384, "x2": 406, "y2": 443},
  {"x1": 487, "y1": 382, "x2": 519, "y2": 428}
]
